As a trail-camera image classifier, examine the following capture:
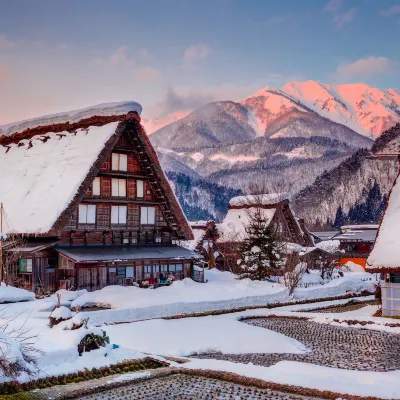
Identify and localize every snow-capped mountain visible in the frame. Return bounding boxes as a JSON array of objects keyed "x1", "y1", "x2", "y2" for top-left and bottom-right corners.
[
  {"x1": 148, "y1": 81, "x2": 399, "y2": 222},
  {"x1": 293, "y1": 124, "x2": 400, "y2": 229},
  {"x1": 243, "y1": 81, "x2": 400, "y2": 138}
]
